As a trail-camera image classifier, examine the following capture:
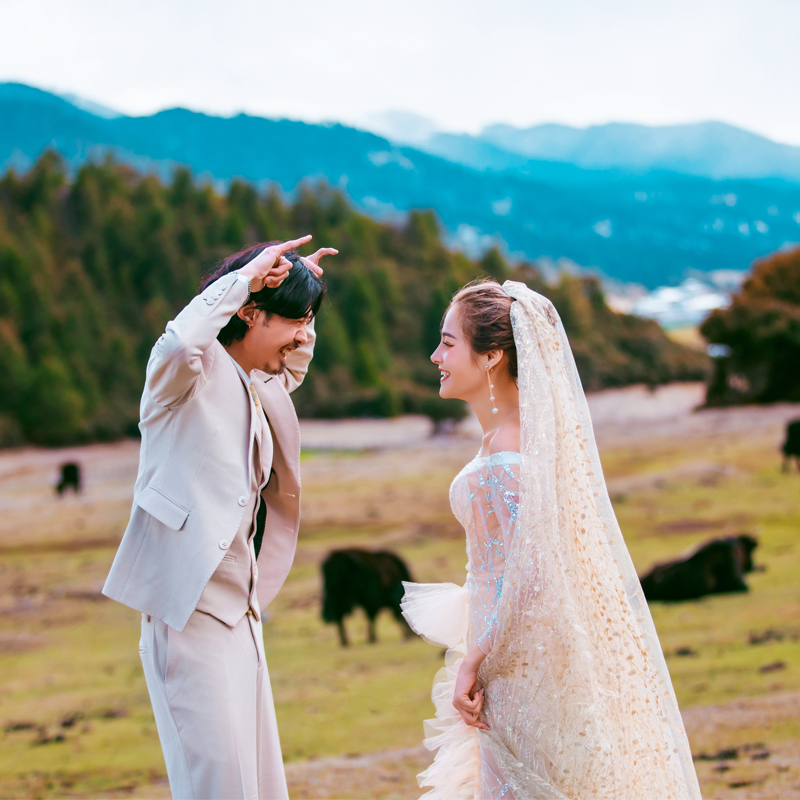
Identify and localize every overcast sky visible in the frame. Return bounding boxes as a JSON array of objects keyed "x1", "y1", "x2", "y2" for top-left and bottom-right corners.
[{"x1": 2, "y1": 0, "x2": 799, "y2": 144}]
